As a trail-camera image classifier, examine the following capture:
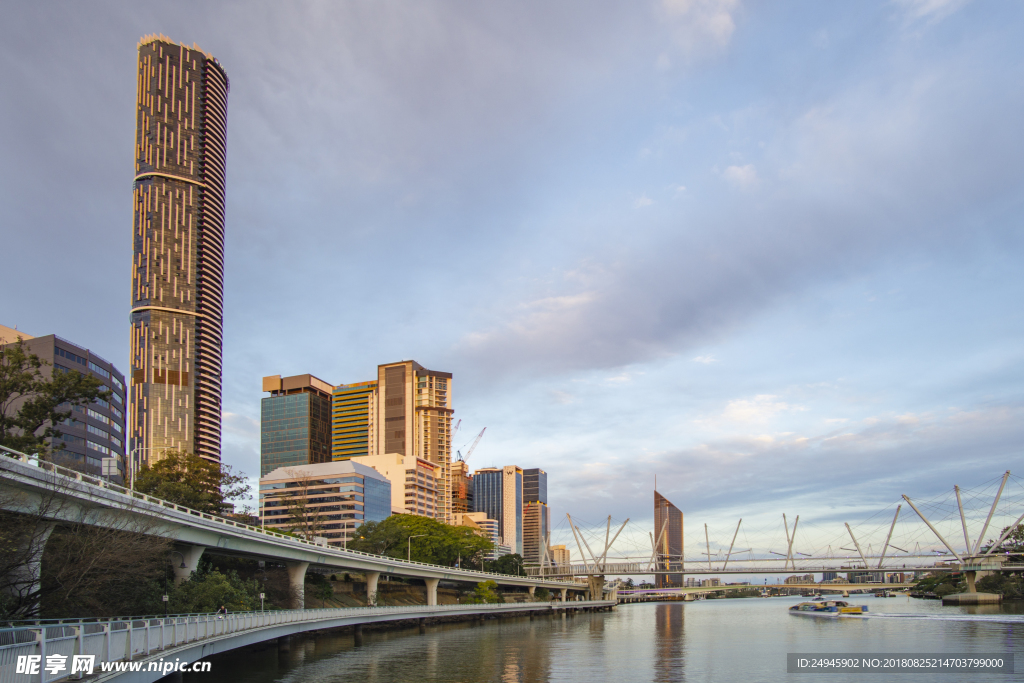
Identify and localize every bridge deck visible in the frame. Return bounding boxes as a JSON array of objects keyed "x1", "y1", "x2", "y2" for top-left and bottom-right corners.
[{"x1": 0, "y1": 602, "x2": 615, "y2": 683}]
